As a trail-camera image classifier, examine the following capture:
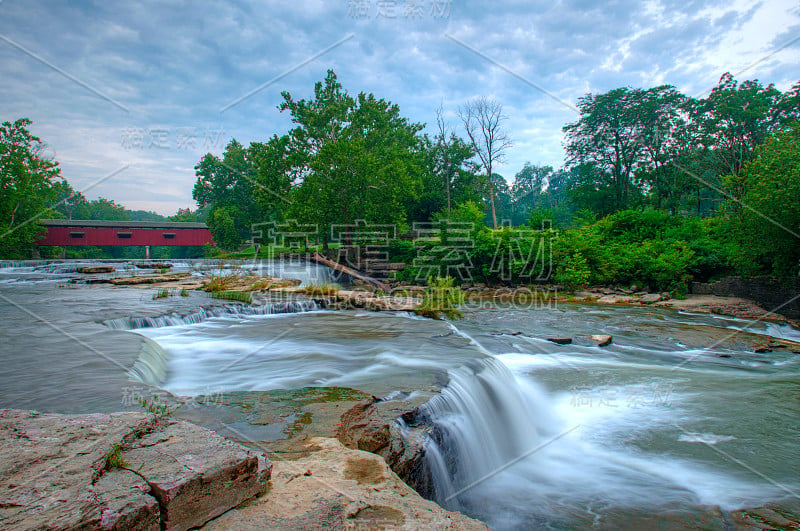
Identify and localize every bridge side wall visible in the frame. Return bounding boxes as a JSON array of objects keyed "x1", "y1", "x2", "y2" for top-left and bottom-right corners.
[{"x1": 37, "y1": 227, "x2": 214, "y2": 247}]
